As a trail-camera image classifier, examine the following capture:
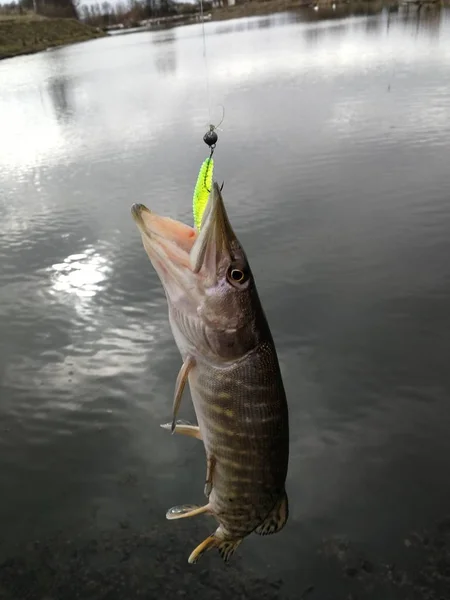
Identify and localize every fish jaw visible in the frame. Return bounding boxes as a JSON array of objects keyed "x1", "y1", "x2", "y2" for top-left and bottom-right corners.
[{"x1": 131, "y1": 203, "x2": 200, "y2": 311}]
